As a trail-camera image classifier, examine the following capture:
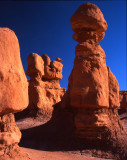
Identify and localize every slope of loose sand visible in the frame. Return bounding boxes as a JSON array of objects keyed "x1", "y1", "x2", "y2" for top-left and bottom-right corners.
[{"x1": 23, "y1": 147, "x2": 112, "y2": 160}]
